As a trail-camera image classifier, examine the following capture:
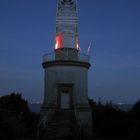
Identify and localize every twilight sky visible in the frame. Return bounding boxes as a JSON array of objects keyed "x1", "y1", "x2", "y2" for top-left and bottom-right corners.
[{"x1": 0, "y1": 0, "x2": 140, "y2": 104}]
